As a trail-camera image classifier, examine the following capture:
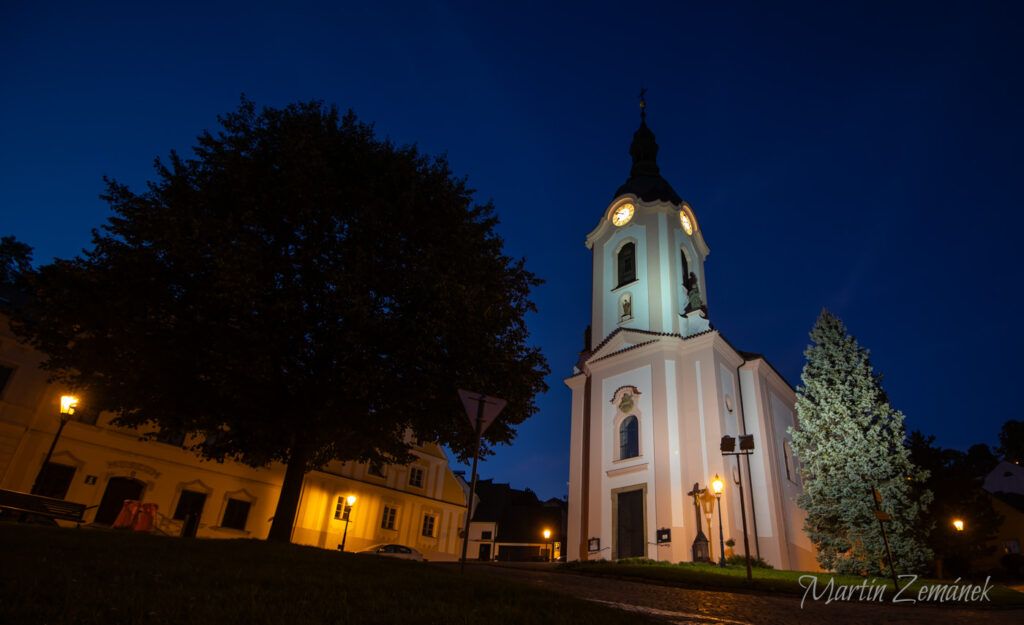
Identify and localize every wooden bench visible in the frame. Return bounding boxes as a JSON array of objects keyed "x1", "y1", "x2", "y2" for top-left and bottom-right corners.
[{"x1": 0, "y1": 489, "x2": 87, "y2": 525}]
